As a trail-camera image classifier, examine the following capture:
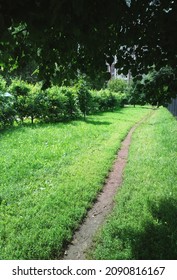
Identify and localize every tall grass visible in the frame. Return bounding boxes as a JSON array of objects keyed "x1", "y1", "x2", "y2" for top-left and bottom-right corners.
[
  {"x1": 90, "y1": 108, "x2": 177, "y2": 260},
  {"x1": 0, "y1": 106, "x2": 150, "y2": 259}
]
